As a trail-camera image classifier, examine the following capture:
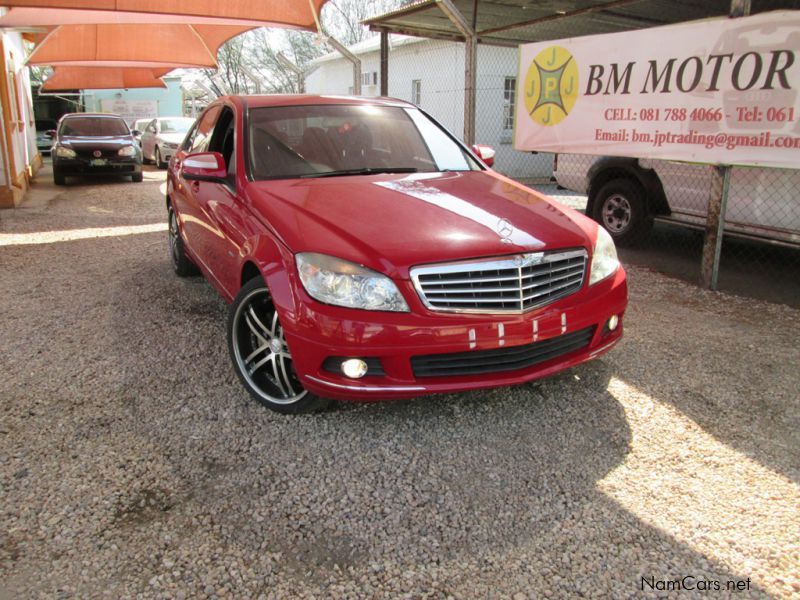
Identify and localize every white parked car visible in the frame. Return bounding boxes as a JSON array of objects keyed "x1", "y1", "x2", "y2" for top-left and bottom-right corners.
[
  {"x1": 553, "y1": 154, "x2": 800, "y2": 248},
  {"x1": 131, "y1": 118, "x2": 152, "y2": 146},
  {"x1": 140, "y1": 117, "x2": 195, "y2": 168}
]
